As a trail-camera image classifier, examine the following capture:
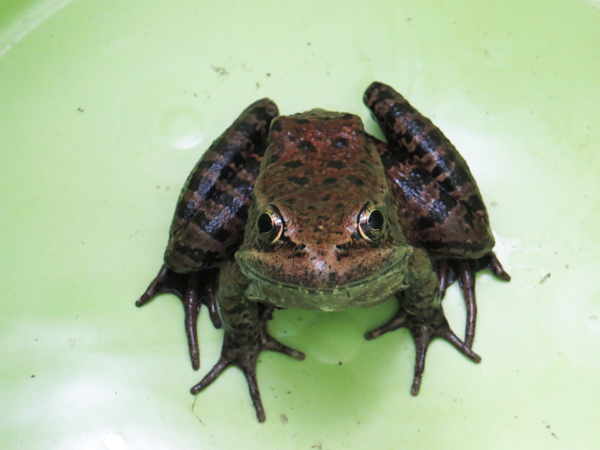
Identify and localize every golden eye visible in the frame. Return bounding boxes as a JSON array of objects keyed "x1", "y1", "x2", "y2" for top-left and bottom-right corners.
[
  {"x1": 358, "y1": 202, "x2": 386, "y2": 242},
  {"x1": 257, "y1": 205, "x2": 284, "y2": 244}
]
